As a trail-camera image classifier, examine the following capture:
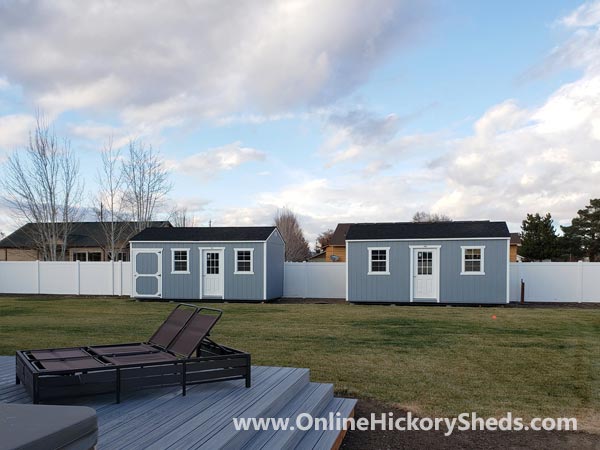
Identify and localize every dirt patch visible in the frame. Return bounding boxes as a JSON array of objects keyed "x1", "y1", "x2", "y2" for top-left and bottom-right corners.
[{"x1": 341, "y1": 398, "x2": 599, "y2": 450}]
